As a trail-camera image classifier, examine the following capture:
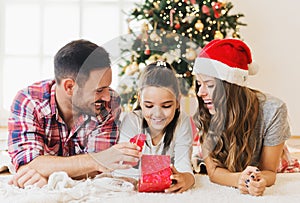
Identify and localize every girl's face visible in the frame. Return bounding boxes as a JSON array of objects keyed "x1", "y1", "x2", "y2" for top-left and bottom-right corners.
[
  {"x1": 139, "y1": 86, "x2": 179, "y2": 133},
  {"x1": 195, "y1": 74, "x2": 216, "y2": 115}
]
